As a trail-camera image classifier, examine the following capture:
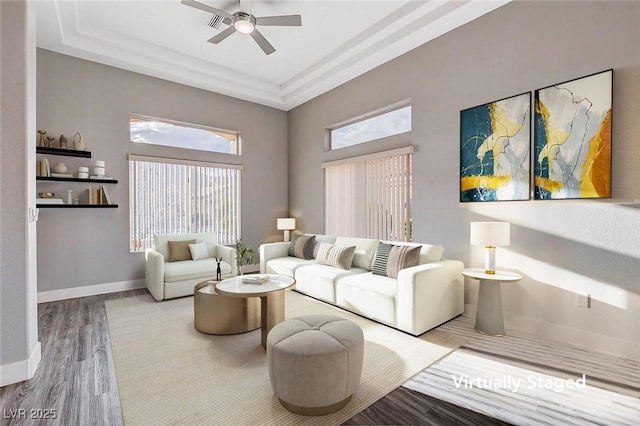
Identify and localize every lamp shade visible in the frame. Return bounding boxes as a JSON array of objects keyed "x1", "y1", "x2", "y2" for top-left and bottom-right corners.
[
  {"x1": 277, "y1": 218, "x2": 296, "y2": 231},
  {"x1": 470, "y1": 222, "x2": 510, "y2": 247}
]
